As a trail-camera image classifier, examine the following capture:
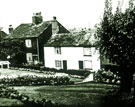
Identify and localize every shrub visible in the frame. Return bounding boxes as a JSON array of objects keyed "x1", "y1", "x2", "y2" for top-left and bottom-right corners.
[
  {"x1": 94, "y1": 69, "x2": 121, "y2": 84},
  {"x1": 41, "y1": 67, "x2": 90, "y2": 76}
]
